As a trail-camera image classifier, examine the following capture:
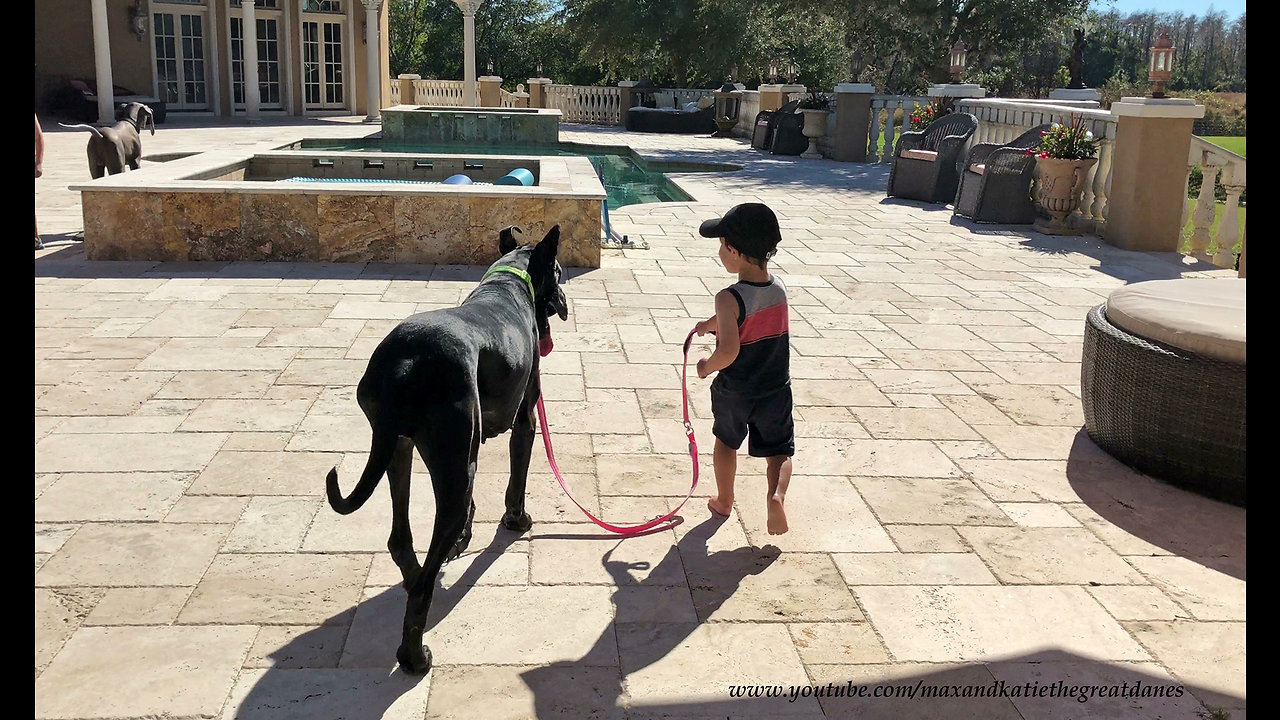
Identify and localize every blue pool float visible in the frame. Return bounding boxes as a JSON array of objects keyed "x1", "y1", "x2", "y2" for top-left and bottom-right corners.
[
  {"x1": 493, "y1": 168, "x2": 534, "y2": 187},
  {"x1": 443, "y1": 173, "x2": 473, "y2": 185}
]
